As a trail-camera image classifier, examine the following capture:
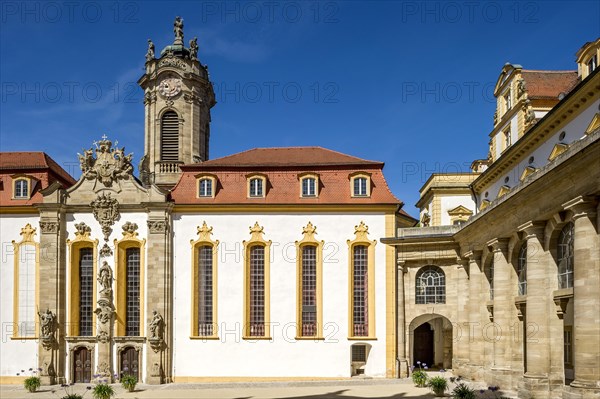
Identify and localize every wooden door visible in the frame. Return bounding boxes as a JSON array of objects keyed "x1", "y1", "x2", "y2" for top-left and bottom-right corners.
[
  {"x1": 73, "y1": 347, "x2": 91, "y2": 383},
  {"x1": 121, "y1": 347, "x2": 139, "y2": 380},
  {"x1": 413, "y1": 322, "x2": 434, "y2": 367}
]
